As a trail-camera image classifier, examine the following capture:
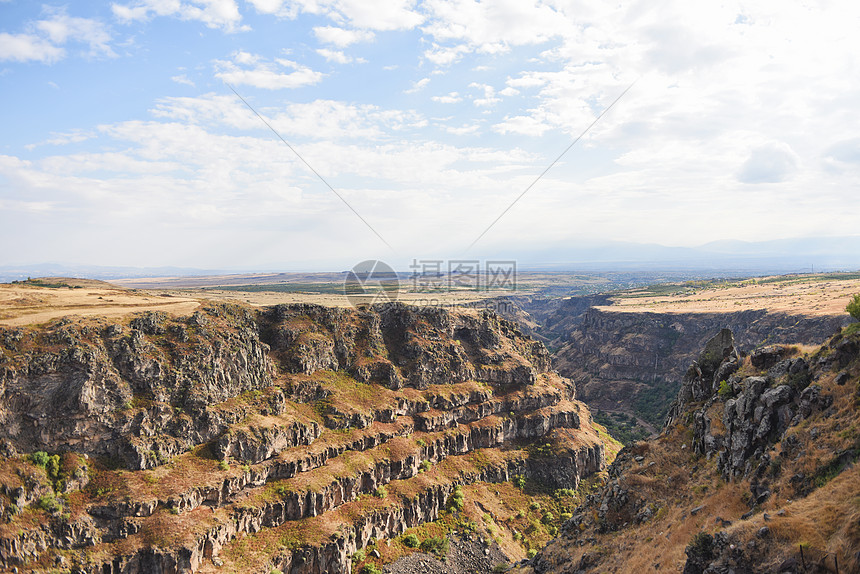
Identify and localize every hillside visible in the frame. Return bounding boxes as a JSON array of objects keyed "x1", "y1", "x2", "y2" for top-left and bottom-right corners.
[
  {"x1": 495, "y1": 275, "x2": 858, "y2": 438},
  {"x1": 0, "y1": 303, "x2": 607, "y2": 573},
  {"x1": 521, "y1": 323, "x2": 860, "y2": 573}
]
